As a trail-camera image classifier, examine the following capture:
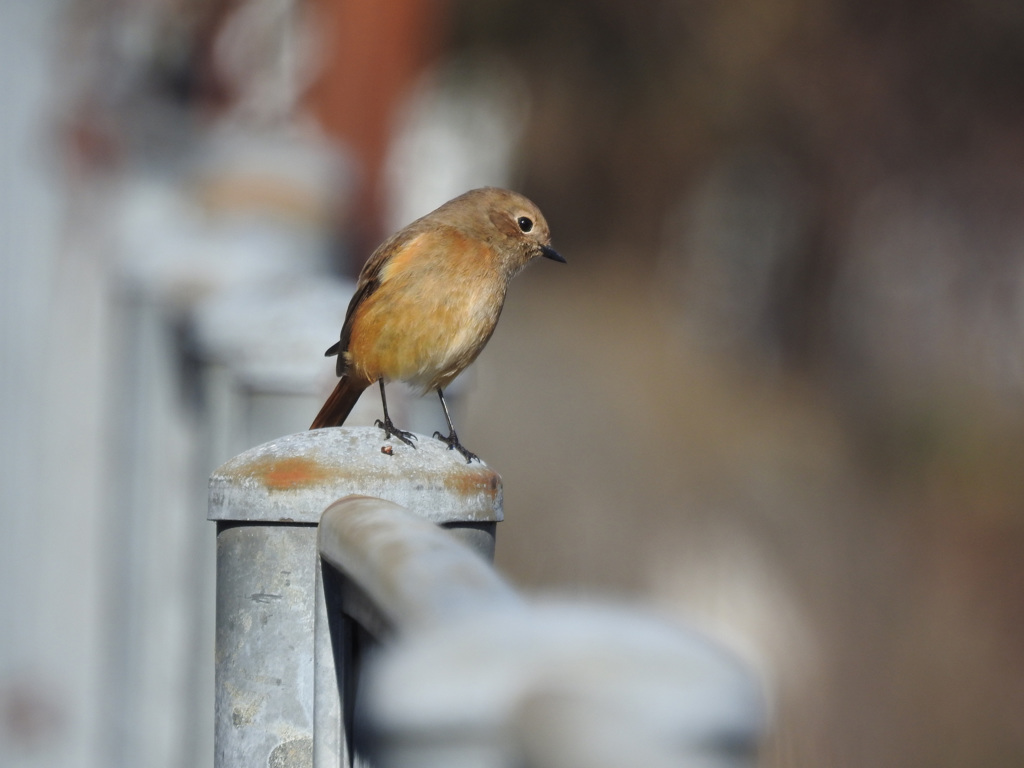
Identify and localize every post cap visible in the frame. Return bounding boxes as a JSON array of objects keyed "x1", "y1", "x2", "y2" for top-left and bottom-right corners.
[{"x1": 209, "y1": 427, "x2": 502, "y2": 524}]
